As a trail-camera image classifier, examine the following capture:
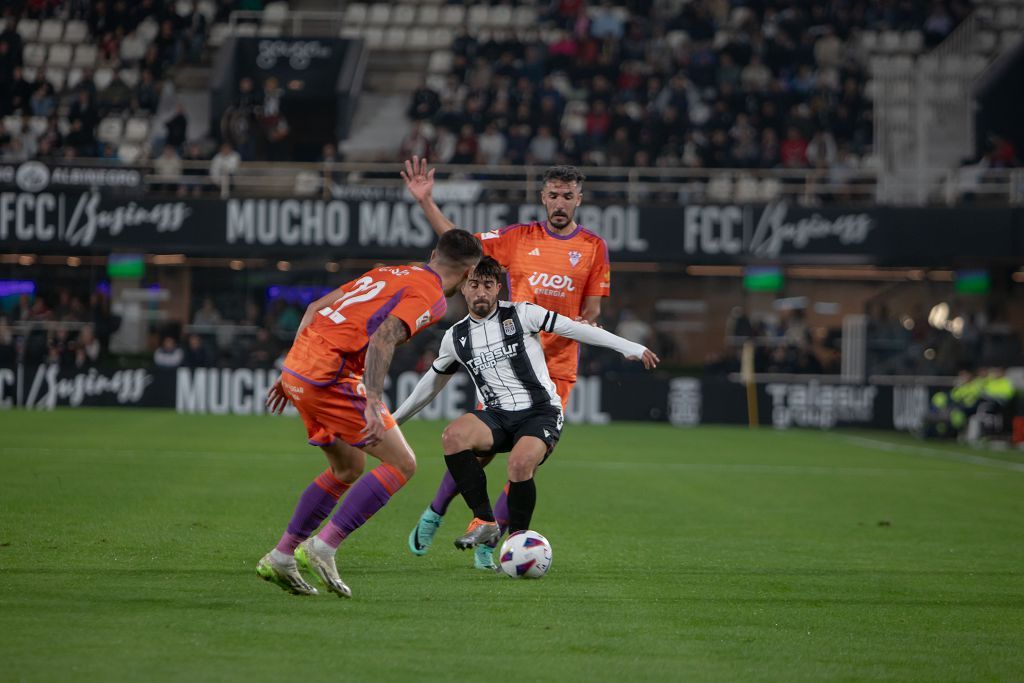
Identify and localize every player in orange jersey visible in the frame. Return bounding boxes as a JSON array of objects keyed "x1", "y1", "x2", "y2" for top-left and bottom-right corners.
[
  {"x1": 401, "y1": 157, "x2": 611, "y2": 569},
  {"x1": 256, "y1": 229, "x2": 482, "y2": 597}
]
